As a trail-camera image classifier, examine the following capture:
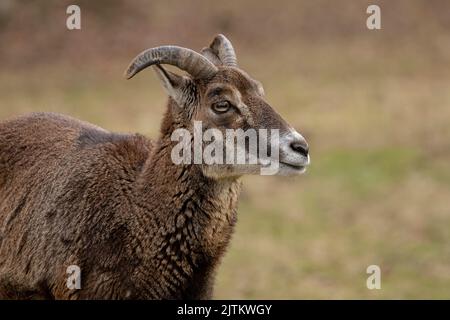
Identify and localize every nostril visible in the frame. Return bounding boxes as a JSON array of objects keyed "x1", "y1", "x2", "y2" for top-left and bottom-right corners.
[{"x1": 290, "y1": 141, "x2": 309, "y2": 157}]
